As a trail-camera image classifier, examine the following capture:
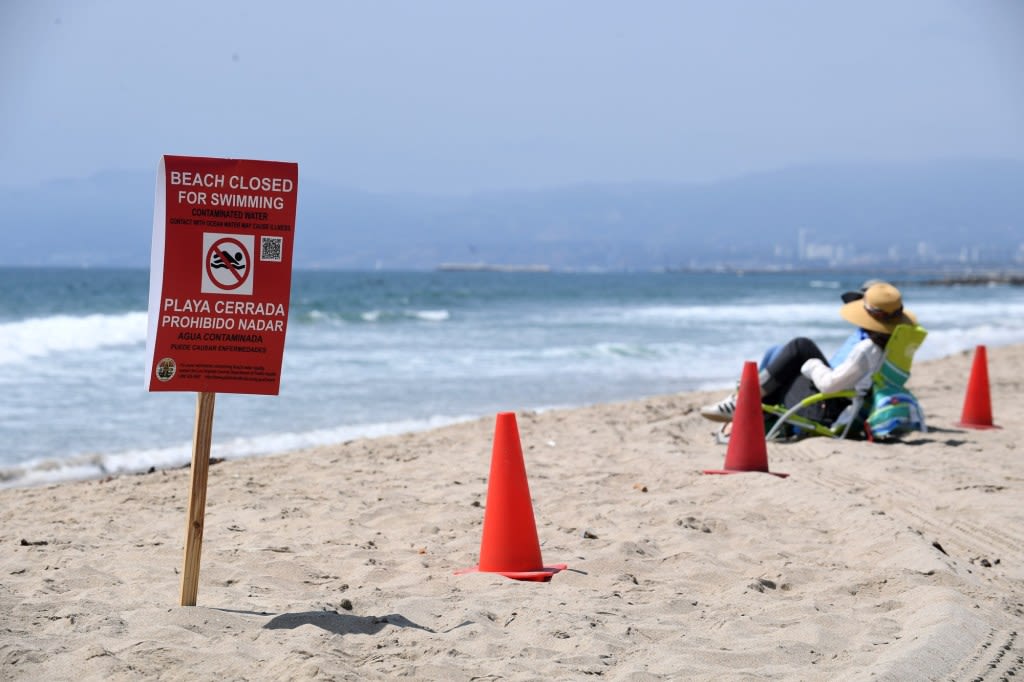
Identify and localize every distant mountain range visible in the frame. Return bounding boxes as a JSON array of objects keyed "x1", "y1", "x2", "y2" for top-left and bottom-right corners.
[{"x1": 2, "y1": 159, "x2": 1022, "y2": 269}]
